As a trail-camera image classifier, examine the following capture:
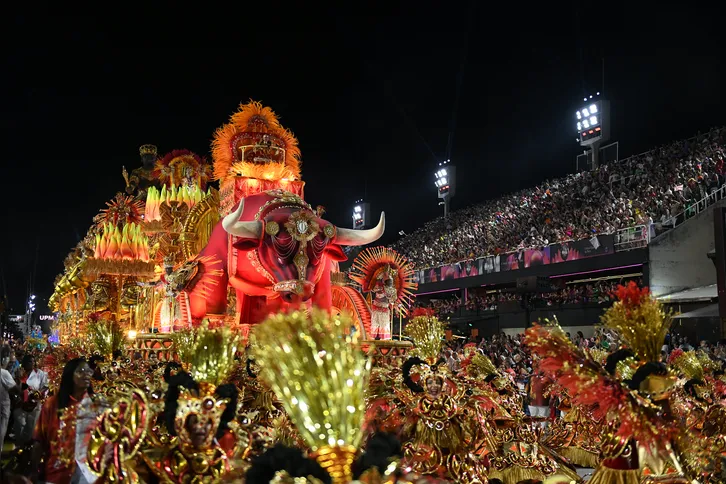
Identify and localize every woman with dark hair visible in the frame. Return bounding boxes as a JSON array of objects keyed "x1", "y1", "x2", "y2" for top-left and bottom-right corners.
[
  {"x1": 13, "y1": 353, "x2": 48, "y2": 447},
  {"x1": 29, "y1": 357, "x2": 93, "y2": 484}
]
